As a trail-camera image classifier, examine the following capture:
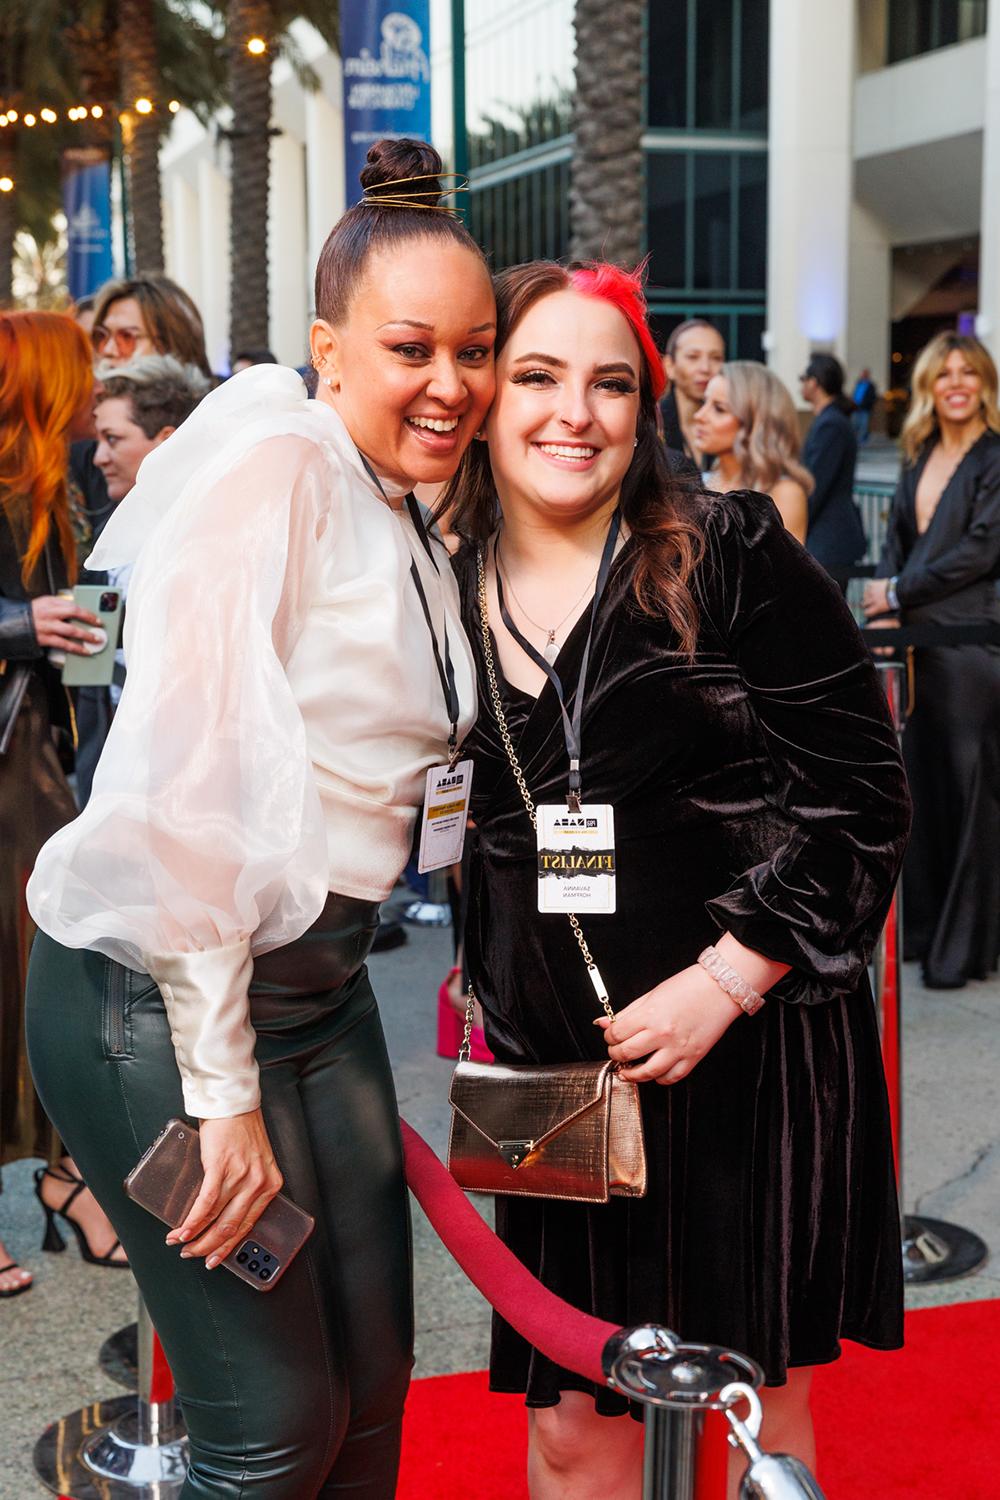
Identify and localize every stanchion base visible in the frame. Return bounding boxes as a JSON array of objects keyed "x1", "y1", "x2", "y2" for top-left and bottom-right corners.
[
  {"x1": 34, "y1": 1395, "x2": 188, "y2": 1498},
  {"x1": 399, "y1": 899, "x2": 451, "y2": 928},
  {"x1": 99, "y1": 1320, "x2": 139, "y2": 1390},
  {"x1": 902, "y1": 1214, "x2": 988, "y2": 1283}
]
